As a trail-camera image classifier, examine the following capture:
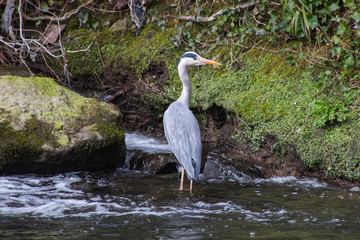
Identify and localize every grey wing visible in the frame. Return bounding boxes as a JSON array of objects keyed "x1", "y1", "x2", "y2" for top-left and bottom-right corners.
[{"x1": 163, "y1": 102, "x2": 202, "y2": 180}]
